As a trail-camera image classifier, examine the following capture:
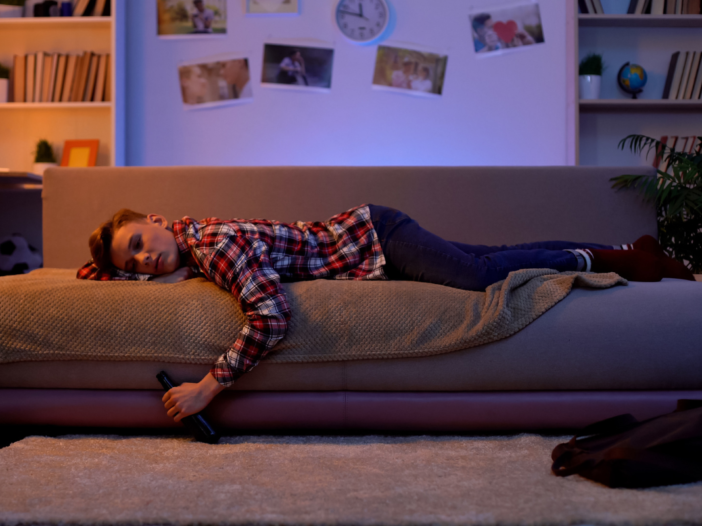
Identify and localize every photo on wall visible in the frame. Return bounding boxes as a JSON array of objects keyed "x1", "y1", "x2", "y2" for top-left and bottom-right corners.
[
  {"x1": 372, "y1": 44, "x2": 448, "y2": 97},
  {"x1": 469, "y1": 1, "x2": 544, "y2": 56},
  {"x1": 261, "y1": 43, "x2": 334, "y2": 92},
  {"x1": 158, "y1": 0, "x2": 227, "y2": 37},
  {"x1": 178, "y1": 54, "x2": 253, "y2": 110},
  {"x1": 245, "y1": 0, "x2": 300, "y2": 16}
]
